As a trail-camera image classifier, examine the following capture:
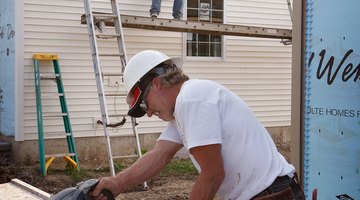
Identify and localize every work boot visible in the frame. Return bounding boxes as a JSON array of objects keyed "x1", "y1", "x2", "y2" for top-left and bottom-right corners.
[
  {"x1": 150, "y1": 9, "x2": 158, "y2": 18},
  {"x1": 173, "y1": 15, "x2": 182, "y2": 20}
]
